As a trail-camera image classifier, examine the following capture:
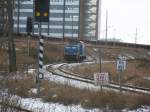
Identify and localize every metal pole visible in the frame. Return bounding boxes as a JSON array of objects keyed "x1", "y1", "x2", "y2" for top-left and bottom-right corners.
[
  {"x1": 72, "y1": 14, "x2": 73, "y2": 39},
  {"x1": 99, "y1": 49, "x2": 102, "y2": 73},
  {"x1": 27, "y1": 35, "x2": 30, "y2": 56},
  {"x1": 96, "y1": 0, "x2": 101, "y2": 41},
  {"x1": 48, "y1": 18, "x2": 50, "y2": 36},
  {"x1": 95, "y1": 0, "x2": 102, "y2": 91},
  {"x1": 79, "y1": 0, "x2": 84, "y2": 40},
  {"x1": 105, "y1": 10, "x2": 108, "y2": 45},
  {"x1": 63, "y1": 0, "x2": 66, "y2": 41},
  {"x1": 39, "y1": 22, "x2": 41, "y2": 36},
  {"x1": 17, "y1": 0, "x2": 20, "y2": 34},
  {"x1": 48, "y1": 1, "x2": 50, "y2": 36},
  {"x1": 135, "y1": 27, "x2": 137, "y2": 45},
  {"x1": 26, "y1": 34, "x2": 30, "y2": 74},
  {"x1": 98, "y1": 48, "x2": 102, "y2": 91},
  {"x1": 119, "y1": 70, "x2": 122, "y2": 93}
]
